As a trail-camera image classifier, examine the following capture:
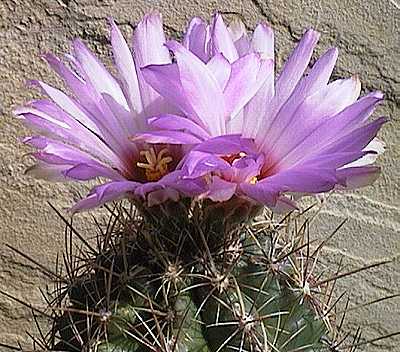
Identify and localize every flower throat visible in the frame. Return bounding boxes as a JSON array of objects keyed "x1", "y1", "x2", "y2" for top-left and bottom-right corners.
[{"x1": 137, "y1": 147, "x2": 172, "y2": 182}]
